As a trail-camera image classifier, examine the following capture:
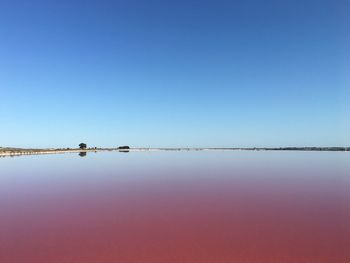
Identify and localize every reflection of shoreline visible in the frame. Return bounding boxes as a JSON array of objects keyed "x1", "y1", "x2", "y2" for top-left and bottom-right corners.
[{"x1": 1, "y1": 147, "x2": 349, "y2": 157}]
